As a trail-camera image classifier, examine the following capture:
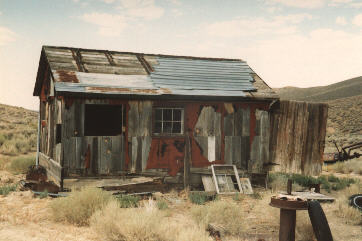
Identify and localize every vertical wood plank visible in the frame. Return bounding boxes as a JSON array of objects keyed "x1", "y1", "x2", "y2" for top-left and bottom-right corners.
[
  {"x1": 91, "y1": 137, "x2": 98, "y2": 174},
  {"x1": 260, "y1": 110, "x2": 270, "y2": 167},
  {"x1": 240, "y1": 136, "x2": 250, "y2": 170},
  {"x1": 232, "y1": 136, "x2": 242, "y2": 168},
  {"x1": 250, "y1": 136, "x2": 261, "y2": 172},
  {"x1": 139, "y1": 101, "x2": 152, "y2": 136},
  {"x1": 131, "y1": 136, "x2": 138, "y2": 173},
  {"x1": 128, "y1": 101, "x2": 139, "y2": 138},
  {"x1": 194, "y1": 136, "x2": 208, "y2": 160},
  {"x1": 207, "y1": 136, "x2": 216, "y2": 162},
  {"x1": 141, "y1": 136, "x2": 152, "y2": 171},
  {"x1": 224, "y1": 136, "x2": 232, "y2": 164},
  {"x1": 111, "y1": 135, "x2": 122, "y2": 172},
  {"x1": 241, "y1": 107, "x2": 250, "y2": 137},
  {"x1": 184, "y1": 134, "x2": 191, "y2": 189},
  {"x1": 234, "y1": 108, "x2": 243, "y2": 136},
  {"x1": 224, "y1": 113, "x2": 234, "y2": 136}
]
